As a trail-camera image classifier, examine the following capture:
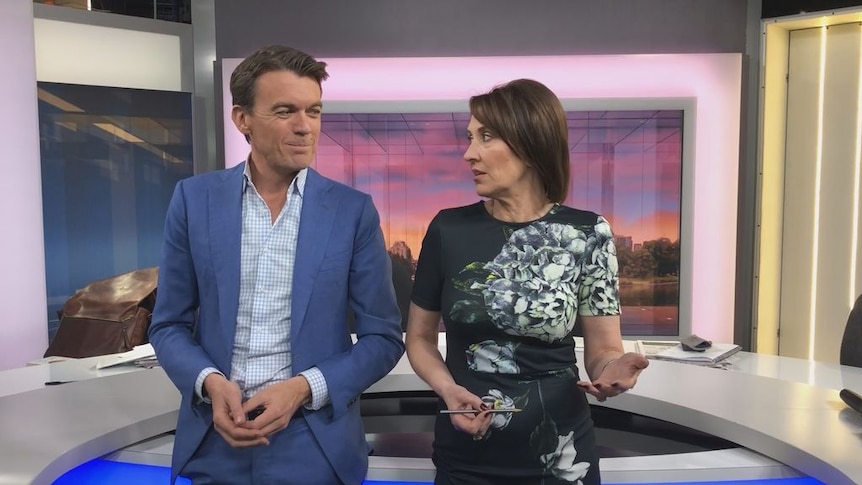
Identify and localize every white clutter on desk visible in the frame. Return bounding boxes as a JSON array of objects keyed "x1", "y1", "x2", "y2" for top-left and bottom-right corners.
[
  {"x1": 94, "y1": 343, "x2": 156, "y2": 370},
  {"x1": 26, "y1": 343, "x2": 158, "y2": 369},
  {"x1": 26, "y1": 355, "x2": 74, "y2": 366},
  {"x1": 634, "y1": 340, "x2": 679, "y2": 357},
  {"x1": 651, "y1": 342, "x2": 742, "y2": 365}
]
